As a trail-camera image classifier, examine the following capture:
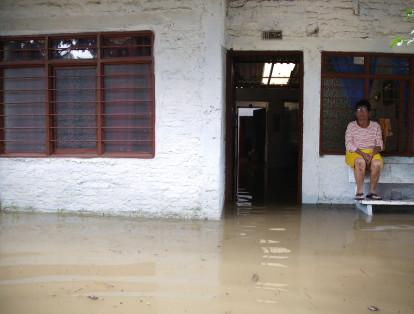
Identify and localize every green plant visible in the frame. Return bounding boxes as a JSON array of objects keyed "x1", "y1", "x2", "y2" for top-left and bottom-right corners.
[{"x1": 390, "y1": 8, "x2": 414, "y2": 47}]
